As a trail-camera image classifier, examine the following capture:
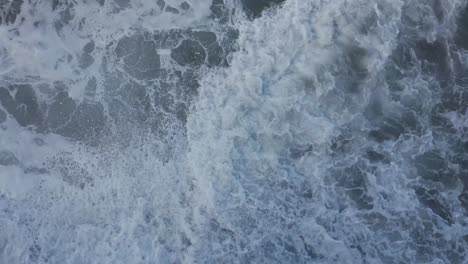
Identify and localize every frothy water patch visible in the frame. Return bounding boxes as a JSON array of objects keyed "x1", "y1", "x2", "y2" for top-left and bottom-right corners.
[
  {"x1": 1, "y1": 0, "x2": 468, "y2": 263},
  {"x1": 188, "y1": 0, "x2": 468, "y2": 262}
]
